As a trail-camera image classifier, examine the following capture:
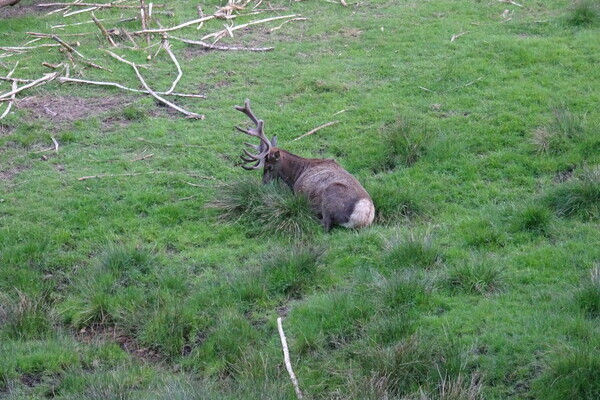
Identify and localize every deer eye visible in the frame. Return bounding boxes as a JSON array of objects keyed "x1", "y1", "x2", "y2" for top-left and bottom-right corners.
[{"x1": 265, "y1": 165, "x2": 273, "y2": 171}]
